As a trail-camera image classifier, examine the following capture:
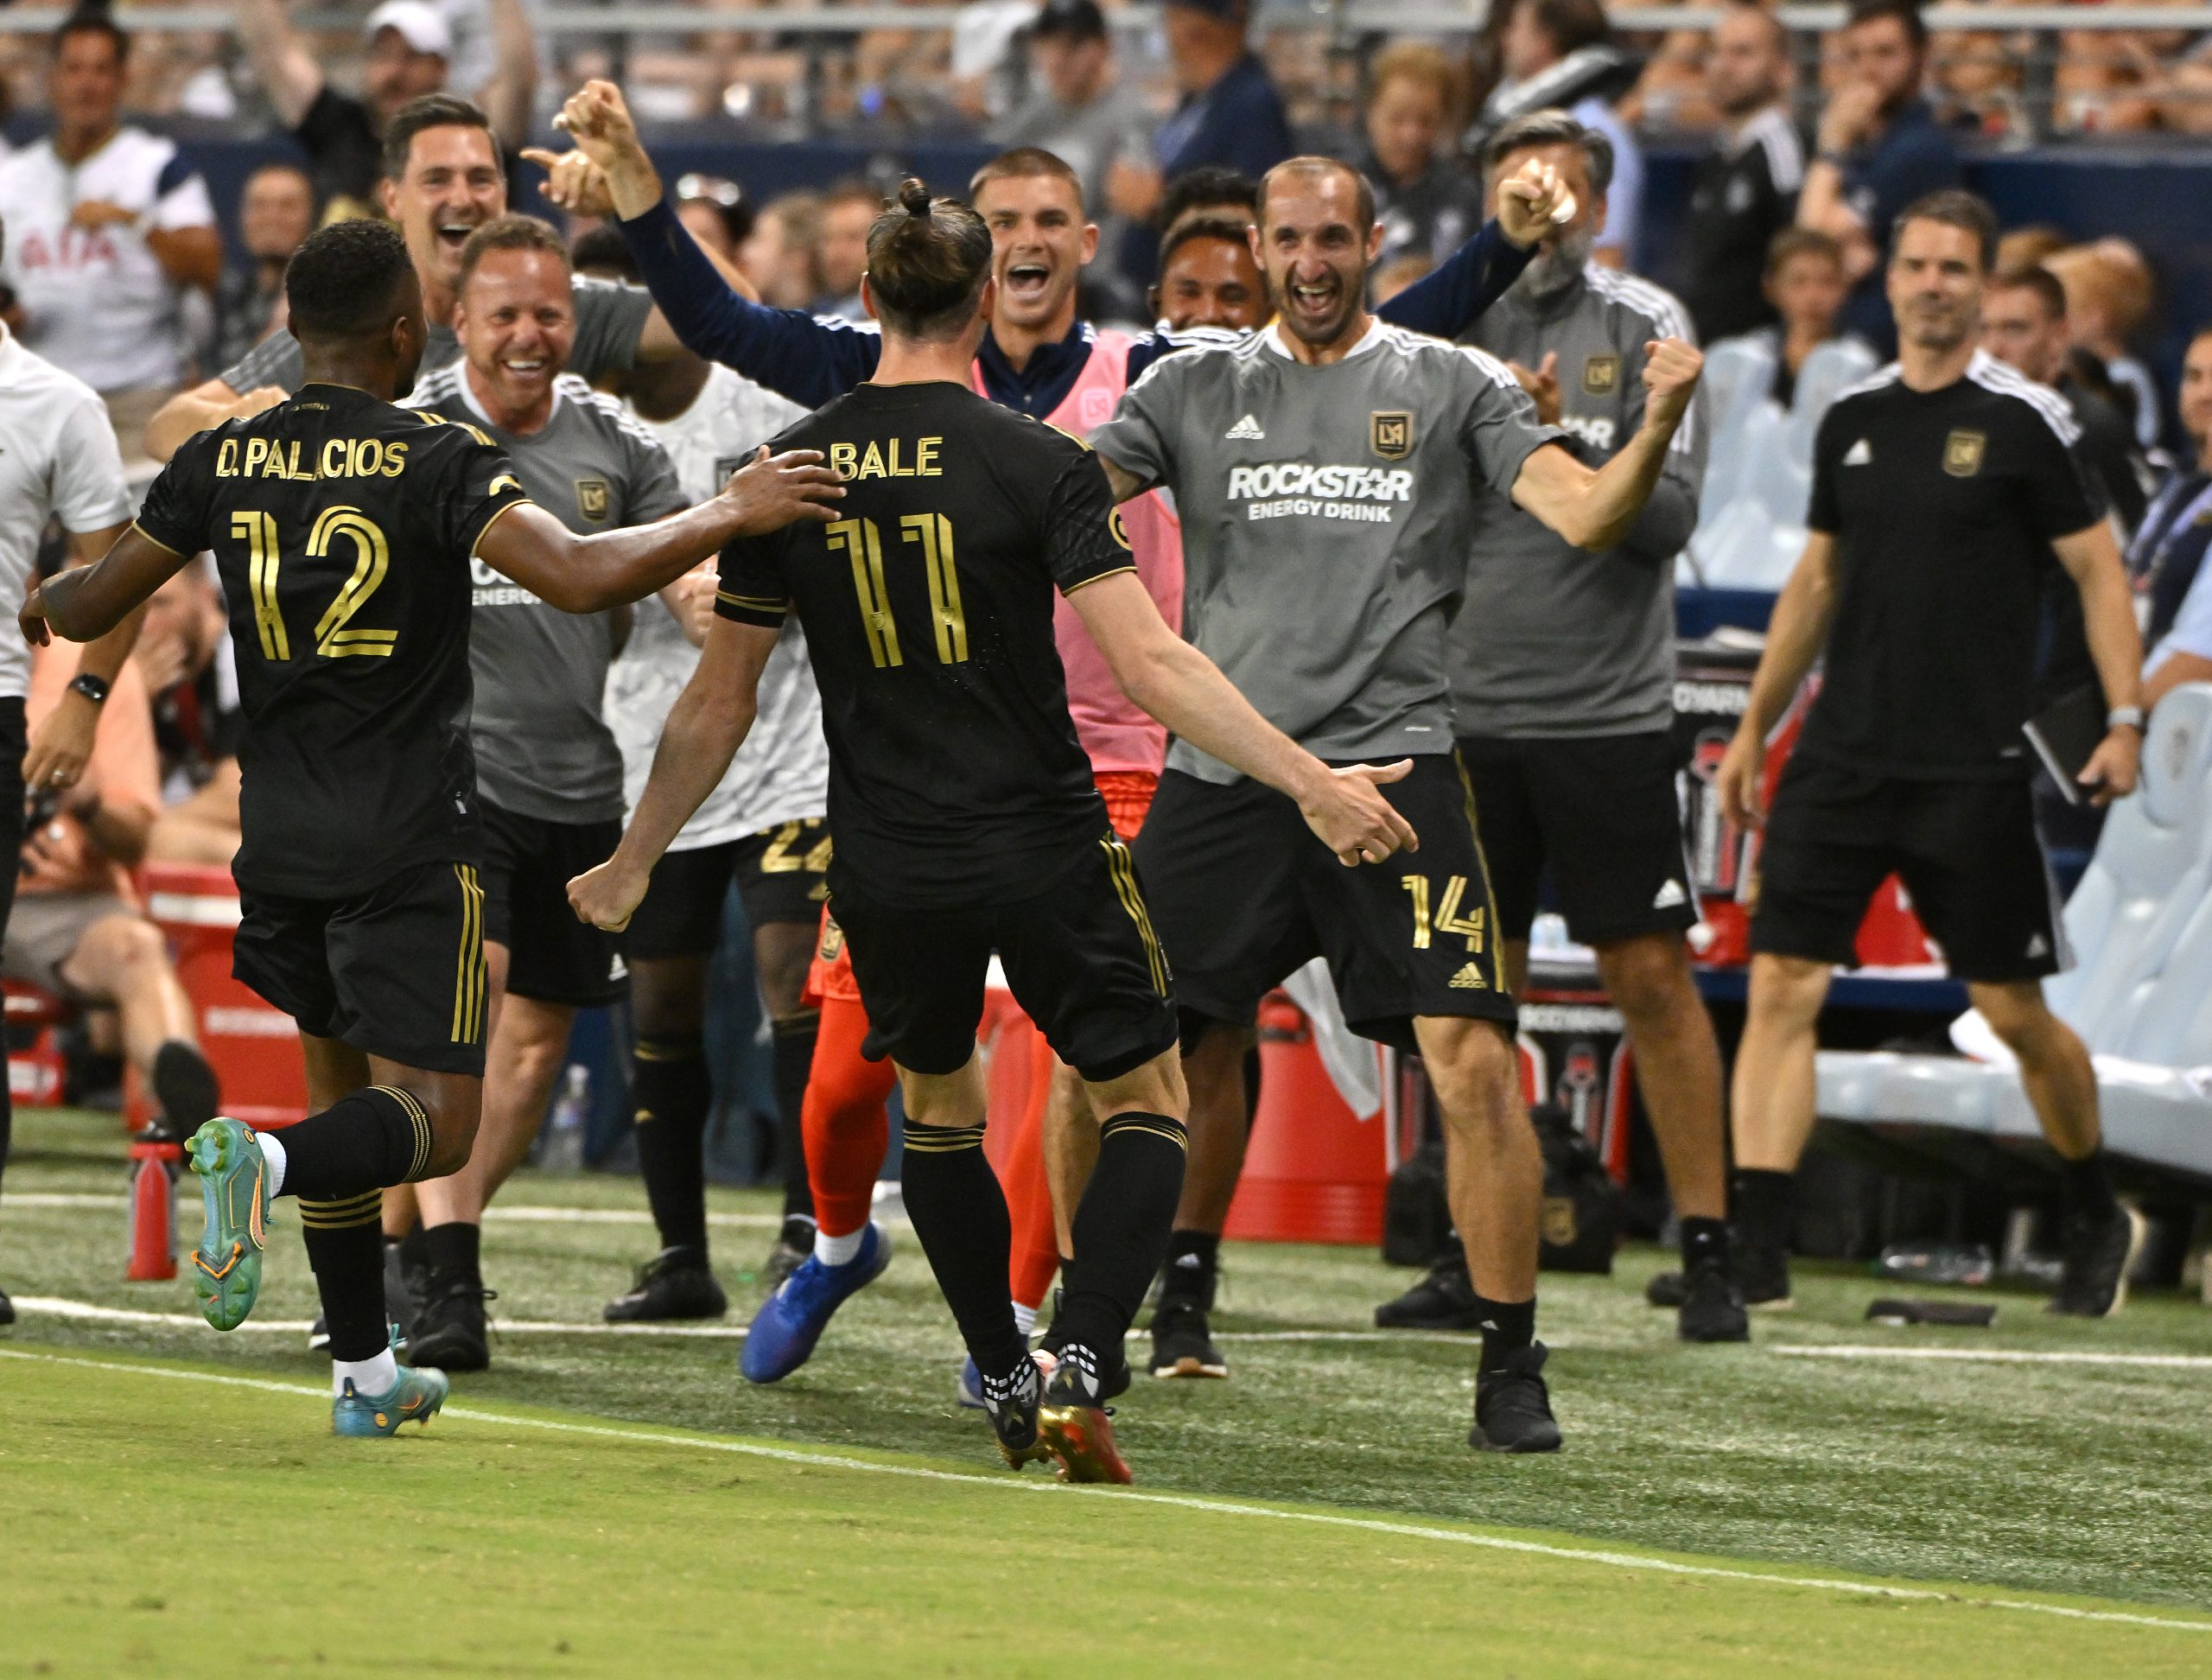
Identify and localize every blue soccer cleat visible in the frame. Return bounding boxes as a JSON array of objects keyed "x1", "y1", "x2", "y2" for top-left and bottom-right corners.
[
  {"x1": 957, "y1": 1355, "x2": 985, "y2": 1410},
  {"x1": 741, "y1": 1222, "x2": 892, "y2": 1384},
  {"x1": 334, "y1": 1365, "x2": 449, "y2": 1437}
]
